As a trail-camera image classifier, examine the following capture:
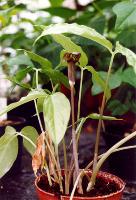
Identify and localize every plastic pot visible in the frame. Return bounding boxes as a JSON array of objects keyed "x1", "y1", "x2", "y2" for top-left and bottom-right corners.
[{"x1": 35, "y1": 171, "x2": 125, "y2": 200}]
